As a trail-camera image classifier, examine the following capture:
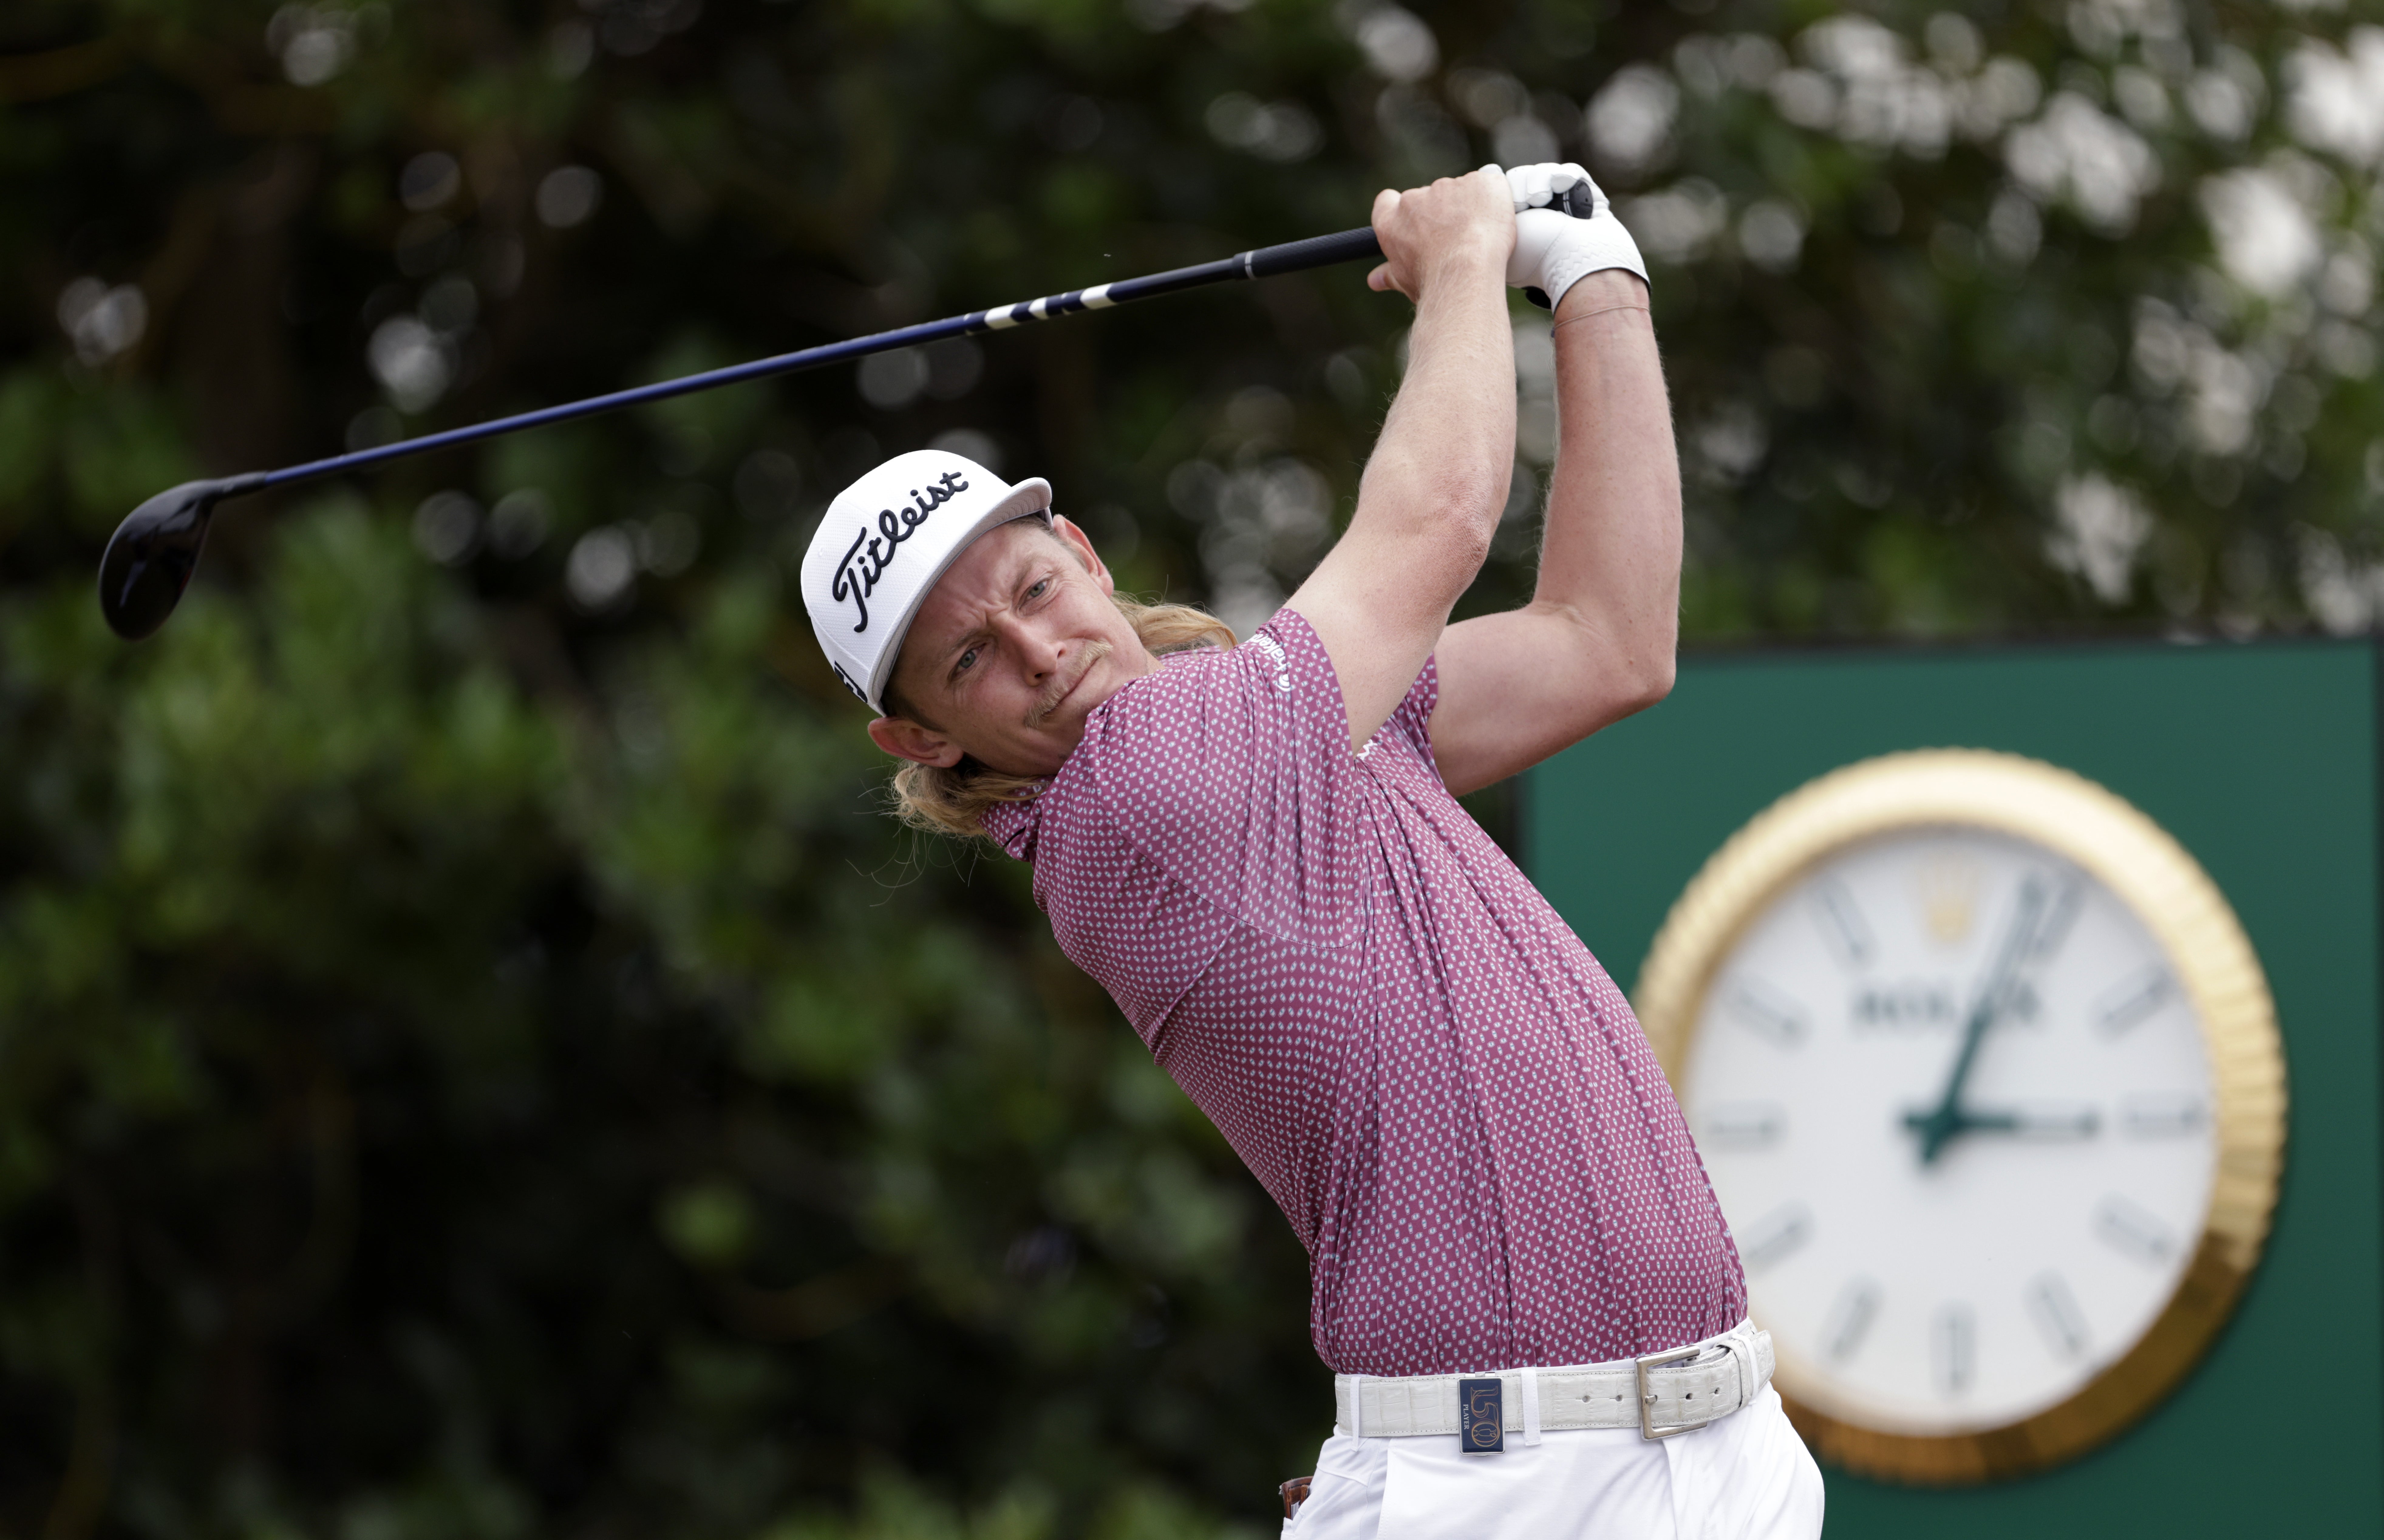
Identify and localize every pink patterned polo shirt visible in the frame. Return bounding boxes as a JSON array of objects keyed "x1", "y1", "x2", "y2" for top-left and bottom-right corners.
[{"x1": 979, "y1": 609, "x2": 1745, "y2": 1375}]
